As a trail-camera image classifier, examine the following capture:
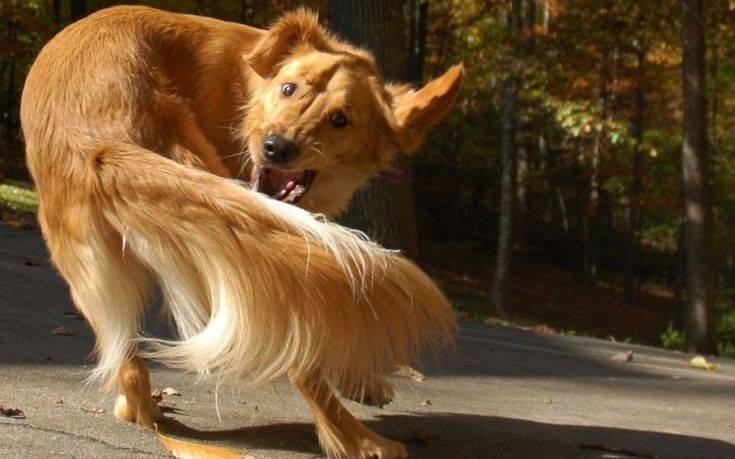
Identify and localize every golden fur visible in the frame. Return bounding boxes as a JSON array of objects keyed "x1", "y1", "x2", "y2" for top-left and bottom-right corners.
[{"x1": 21, "y1": 6, "x2": 462, "y2": 458}]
